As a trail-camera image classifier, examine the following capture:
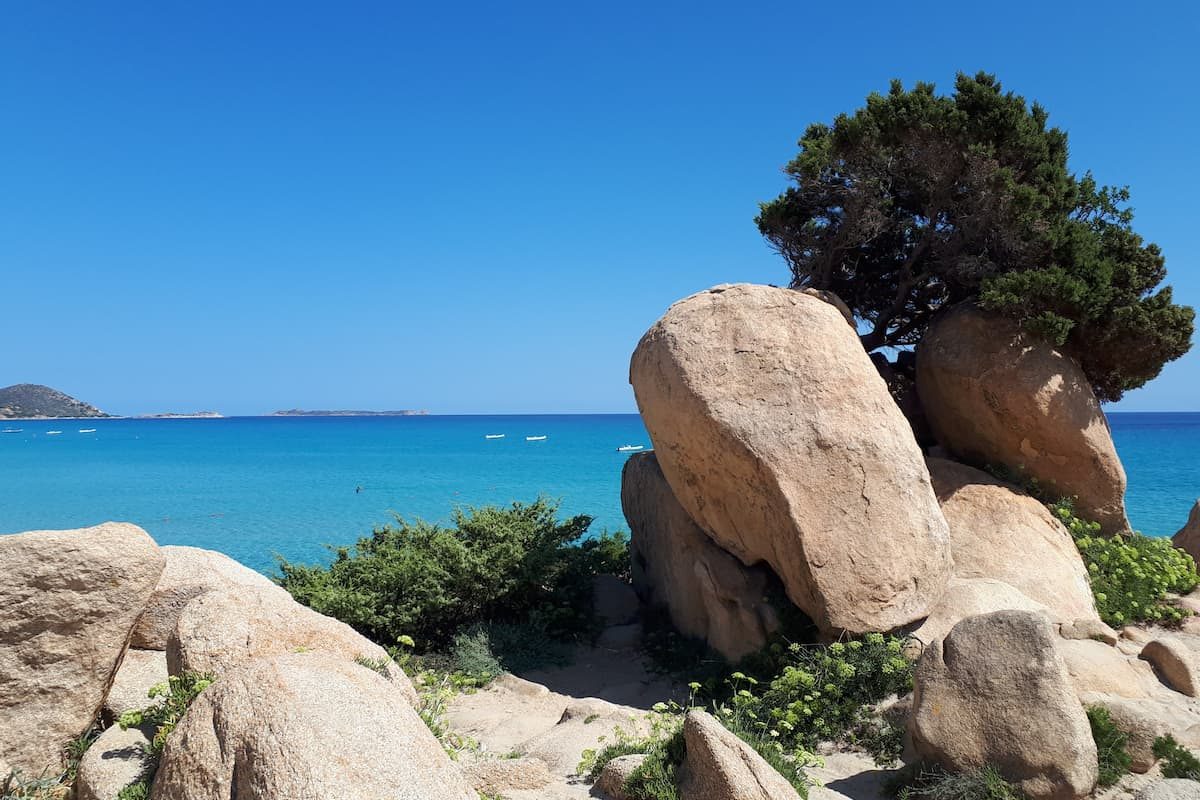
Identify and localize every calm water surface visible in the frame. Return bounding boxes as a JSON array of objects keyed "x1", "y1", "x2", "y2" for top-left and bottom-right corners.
[{"x1": 0, "y1": 412, "x2": 1194, "y2": 572}]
